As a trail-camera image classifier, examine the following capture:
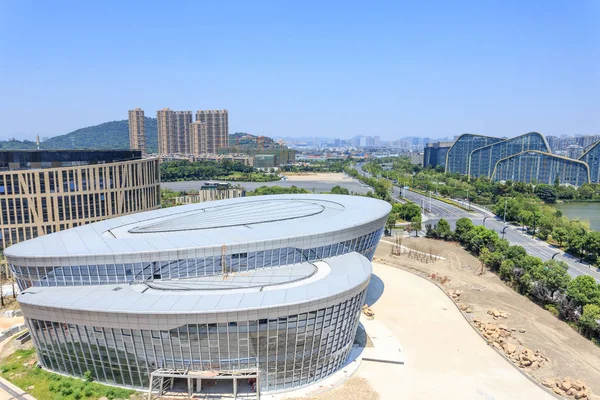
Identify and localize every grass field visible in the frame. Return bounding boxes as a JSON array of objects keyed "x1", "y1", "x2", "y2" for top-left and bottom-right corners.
[{"x1": 0, "y1": 348, "x2": 136, "y2": 400}]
